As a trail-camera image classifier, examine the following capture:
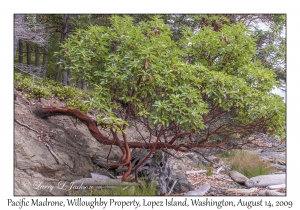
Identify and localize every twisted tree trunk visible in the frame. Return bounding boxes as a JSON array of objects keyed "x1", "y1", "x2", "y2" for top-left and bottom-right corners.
[
  {"x1": 33, "y1": 106, "x2": 190, "y2": 152},
  {"x1": 93, "y1": 149, "x2": 172, "y2": 195}
]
